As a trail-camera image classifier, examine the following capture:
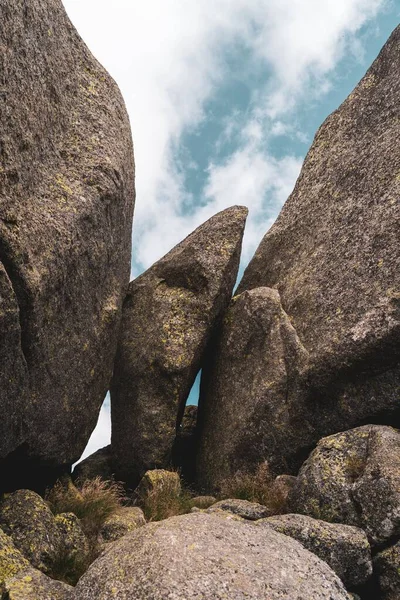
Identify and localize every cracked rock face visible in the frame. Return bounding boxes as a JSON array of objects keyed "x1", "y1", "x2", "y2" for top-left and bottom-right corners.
[
  {"x1": 74, "y1": 512, "x2": 351, "y2": 600},
  {"x1": 111, "y1": 207, "x2": 247, "y2": 486},
  {"x1": 196, "y1": 287, "x2": 309, "y2": 490},
  {"x1": 0, "y1": 0, "x2": 135, "y2": 486},
  {"x1": 289, "y1": 425, "x2": 400, "y2": 546},
  {"x1": 237, "y1": 27, "x2": 400, "y2": 431}
]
